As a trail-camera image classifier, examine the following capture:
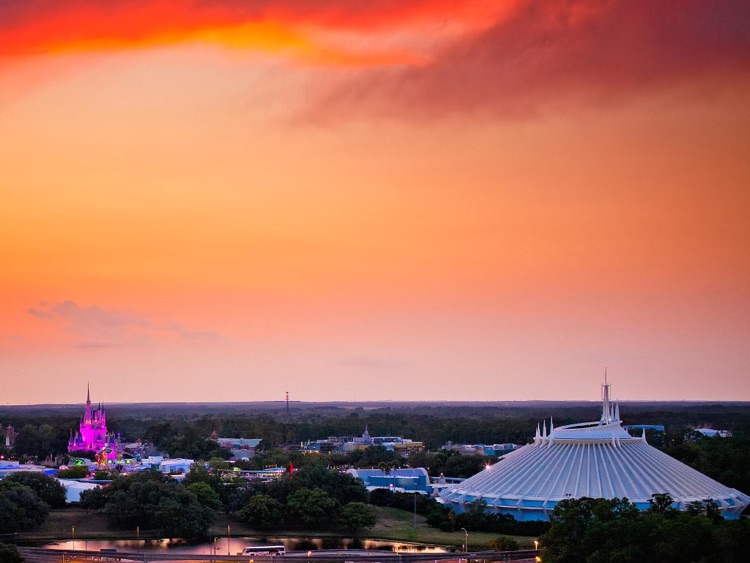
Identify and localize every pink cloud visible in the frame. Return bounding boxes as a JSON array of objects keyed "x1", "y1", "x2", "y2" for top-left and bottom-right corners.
[{"x1": 28, "y1": 301, "x2": 221, "y2": 348}]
